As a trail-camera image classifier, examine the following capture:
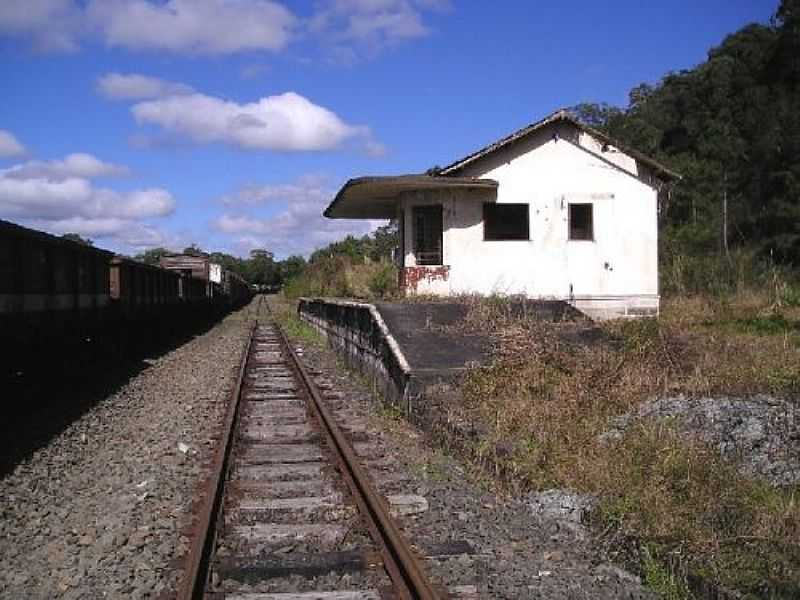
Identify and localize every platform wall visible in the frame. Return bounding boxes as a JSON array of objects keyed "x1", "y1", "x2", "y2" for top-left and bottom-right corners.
[{"x1": 297, "y1": 298, "x2": 412, "y2": 408}]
